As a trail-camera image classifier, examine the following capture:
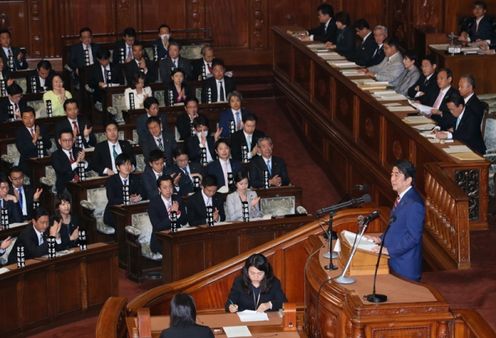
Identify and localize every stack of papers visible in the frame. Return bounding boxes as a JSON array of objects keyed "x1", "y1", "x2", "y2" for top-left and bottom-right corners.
[
  {"x1": 0, "y1": 267, "x2": 10, "y2": 275},
  {"x1": 409, "y1": 100, "x2": 434, "y2": 115},
  {"x1": 412, "y1": 123, "x2": 437, "y2": 131},
  {"x1": 223, "y1": 326, "x2": 252, "y2": 337},
  {"x1": 443, "y1": 145, "x2": 473, "y2": 154},
  {"x1": 420, "y1": 131, "x2": 437, "y2": 139},
  {"x1": 306, "y1": 43, "x2": 326, "y2": 50},
  {"x1": 402, "y1": 116, "x2": 433, "y2": 124},
  {"x1": 341, "y1": 69, "x2": 363, "y2": 77},
  {"x1": 327, "y1": 61, "x2": 359, "y2": 69},
  {"x1": 376, "y1": 94, "x2": 407, "y2": 101},
  {"x1": 236, "y1": 310, "x2": 269, "y2": 322},
  {"x1": 353, "y1": 79, "x2": 389, "y2": 90},
  {"x1": 387, "y1": 106, "x2": 417, "y2": 112},
  {"x1": 320, "y1": 54, "x2": 346, "y2": 61}
]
